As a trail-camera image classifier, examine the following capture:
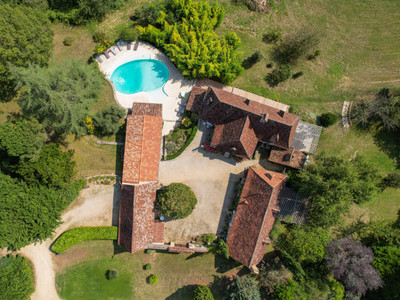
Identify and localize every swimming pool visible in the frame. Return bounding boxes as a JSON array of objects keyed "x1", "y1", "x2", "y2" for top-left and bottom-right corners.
[{"x1": 110, "y1": 59, "x2": 169, "y2": 94}]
